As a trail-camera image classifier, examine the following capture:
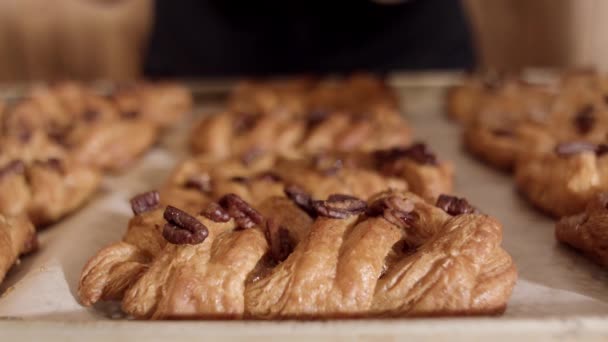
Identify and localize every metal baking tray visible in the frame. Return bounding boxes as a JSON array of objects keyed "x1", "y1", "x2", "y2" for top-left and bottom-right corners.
[{"x1": 0, "y1": 73, "x2": 606, "y2": 341}]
